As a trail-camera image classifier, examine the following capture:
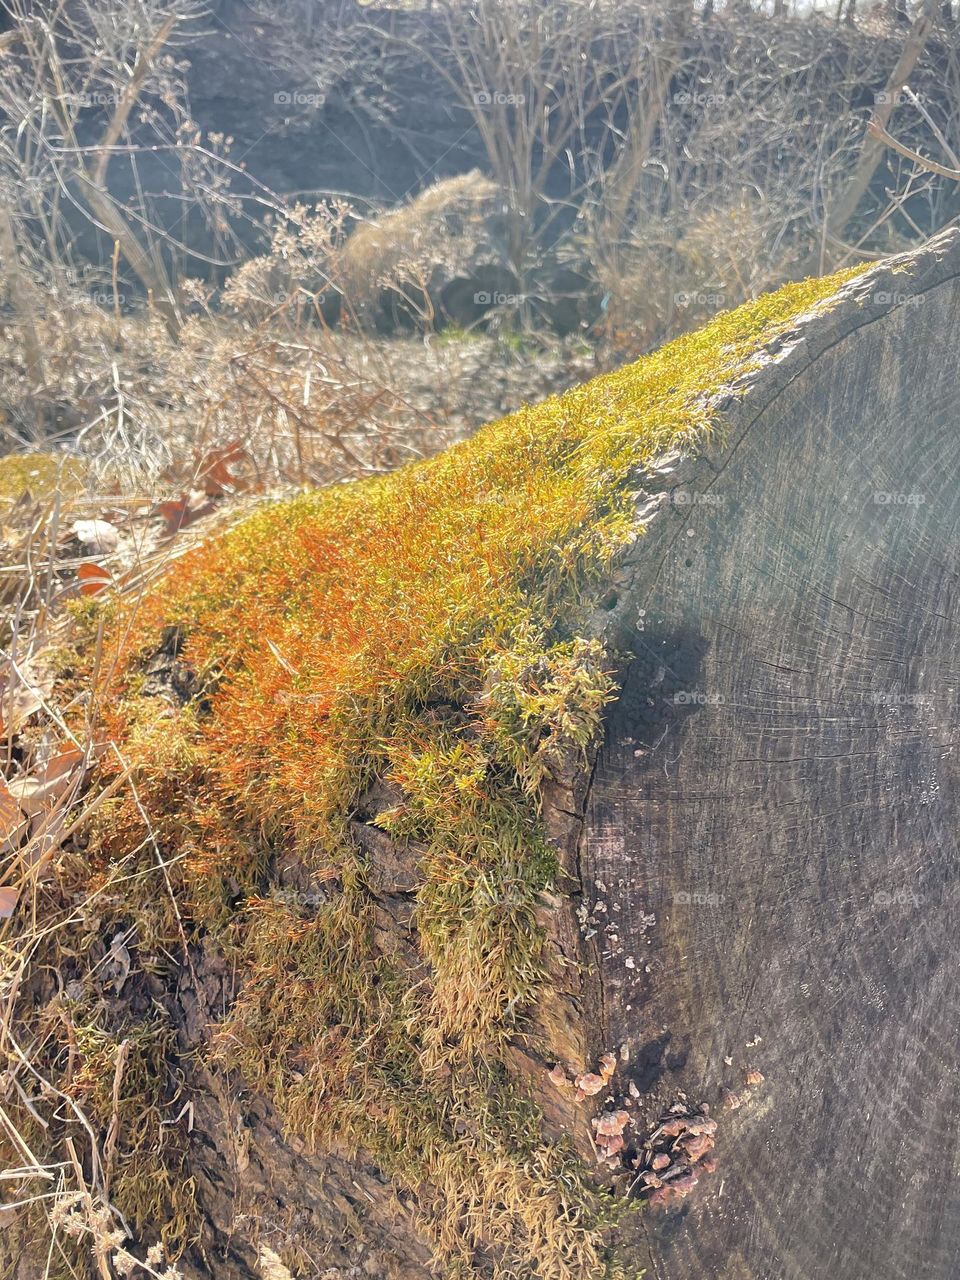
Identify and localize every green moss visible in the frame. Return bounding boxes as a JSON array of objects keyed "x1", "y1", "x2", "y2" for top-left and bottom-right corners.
[
  {"x1": 0, "y1": 452, "x2": 86, "y2": 503},
  {"x1": 93, "y1": 267, "x2": 862, "y2": 1276},
  {"x1": 2, "y1": 995, "x2": 195, "y2": 1276}
]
